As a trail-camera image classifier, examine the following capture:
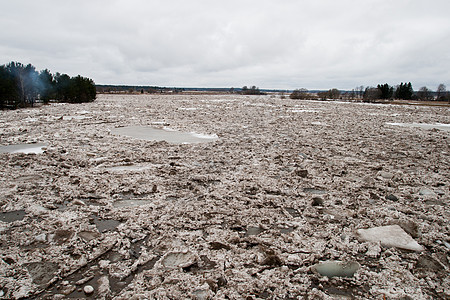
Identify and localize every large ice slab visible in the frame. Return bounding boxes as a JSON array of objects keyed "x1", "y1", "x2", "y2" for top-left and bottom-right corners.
[
  {"x1": 312, "y1": 261, "x2": 360, "y2": 278},
  {"x1": 357, "y1": 225, "x2": 424, "y2": 252}
]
